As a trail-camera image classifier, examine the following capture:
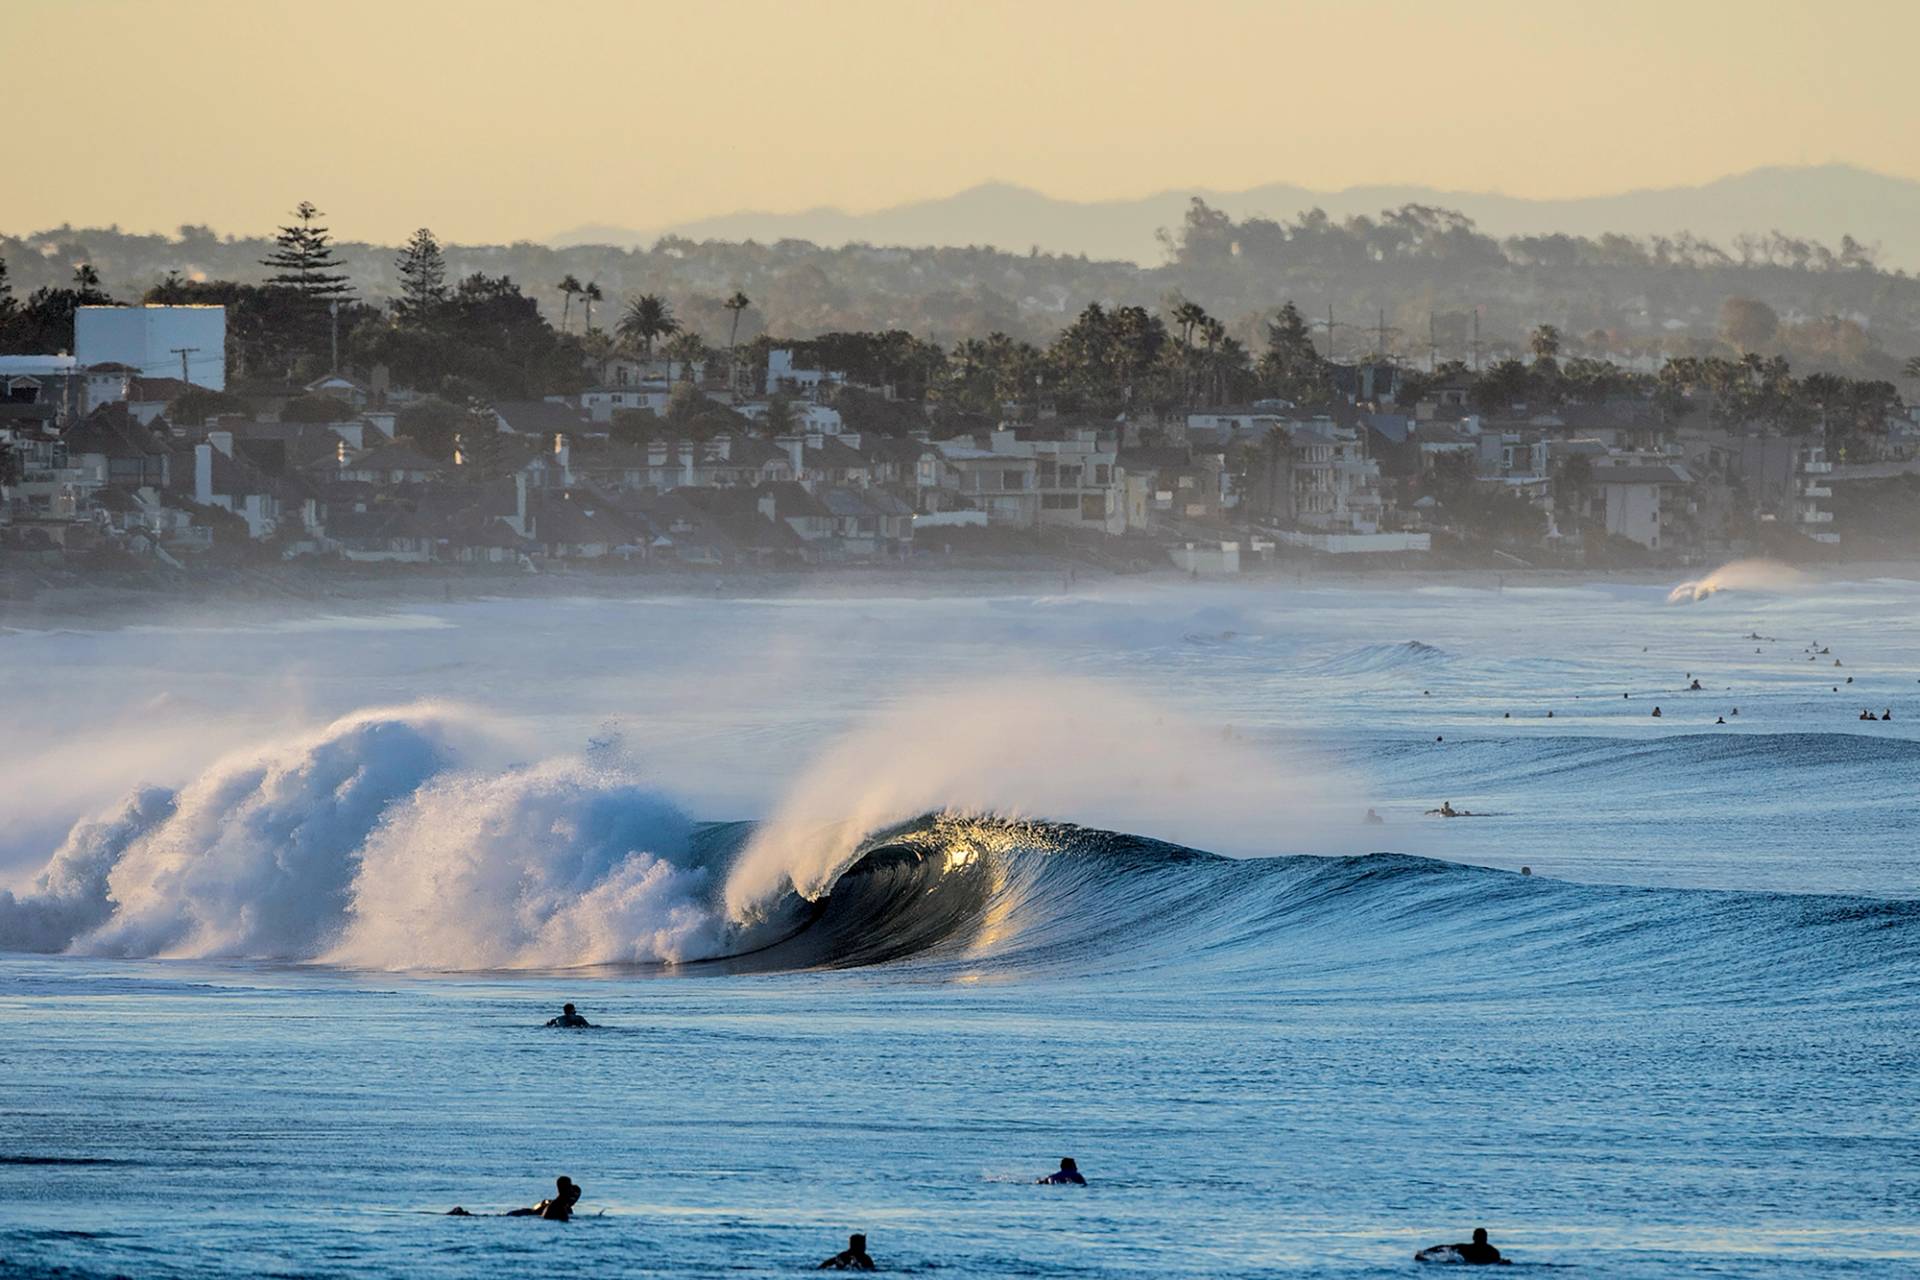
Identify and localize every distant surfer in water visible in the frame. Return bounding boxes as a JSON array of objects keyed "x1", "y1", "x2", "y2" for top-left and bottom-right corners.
[
  {"x1": 1039, "y1": 1157, "x2": 1087, "y2": 1185},
  {"x1": 507, "y1": 1176, "x2": 582, "y2": 1220},
  {"x1": 449, "y1": 1175, "x2": 582, "y2": 1220},
  {"x1": 546, "y1": 1003, "x2": 593, "y2": 1028},
  {"x1": 1415, "y1": 1227, "x2": 1508, "y2": 1265},
  {"x1": 817, "y1": 1232, "x2": 877, "y2": 1270}
]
